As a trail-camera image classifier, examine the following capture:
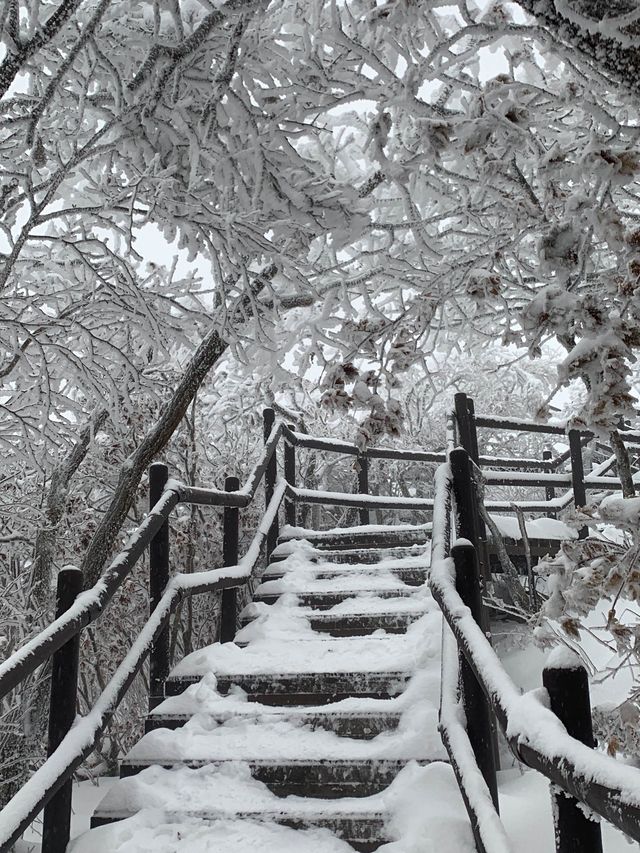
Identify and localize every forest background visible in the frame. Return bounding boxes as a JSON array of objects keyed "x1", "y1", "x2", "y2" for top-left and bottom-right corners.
[{"x1": 1, "y1": 0, "x2": 640, "y2": 807}]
